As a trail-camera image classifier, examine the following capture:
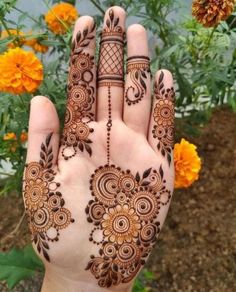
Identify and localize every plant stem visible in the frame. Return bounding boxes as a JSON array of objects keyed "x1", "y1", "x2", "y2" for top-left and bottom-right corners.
[
  {"x1": 0, "y1": 172, "x2": 12, "y2": 177},
  {"x1": 18, "y1": 95, "x2": 27, "y2": 111},
  {"x1": 206, "y1": 27, "x2": 216, "y2": 48},
  {"x1": 201, "y1": 27, "x2": 216, "y2": 58},
  {"x1": 0, "y1": 18, "x2": 22, "y2": 47},
  {"x1": 229, "y1": 16, "x2": 236, "y2": 30},
  {"x1": 89, "y1": 0, "x2": 105, "y2": 15},
  {"x1": 13, "y1": 6, "x2": 41, "y2": 25},
  {"x1": 0, "y1": 18, "x2": 12, "y2": 36},
  {"x1": 1, "y1": 211, "x2": 26, "y2": 243}
]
